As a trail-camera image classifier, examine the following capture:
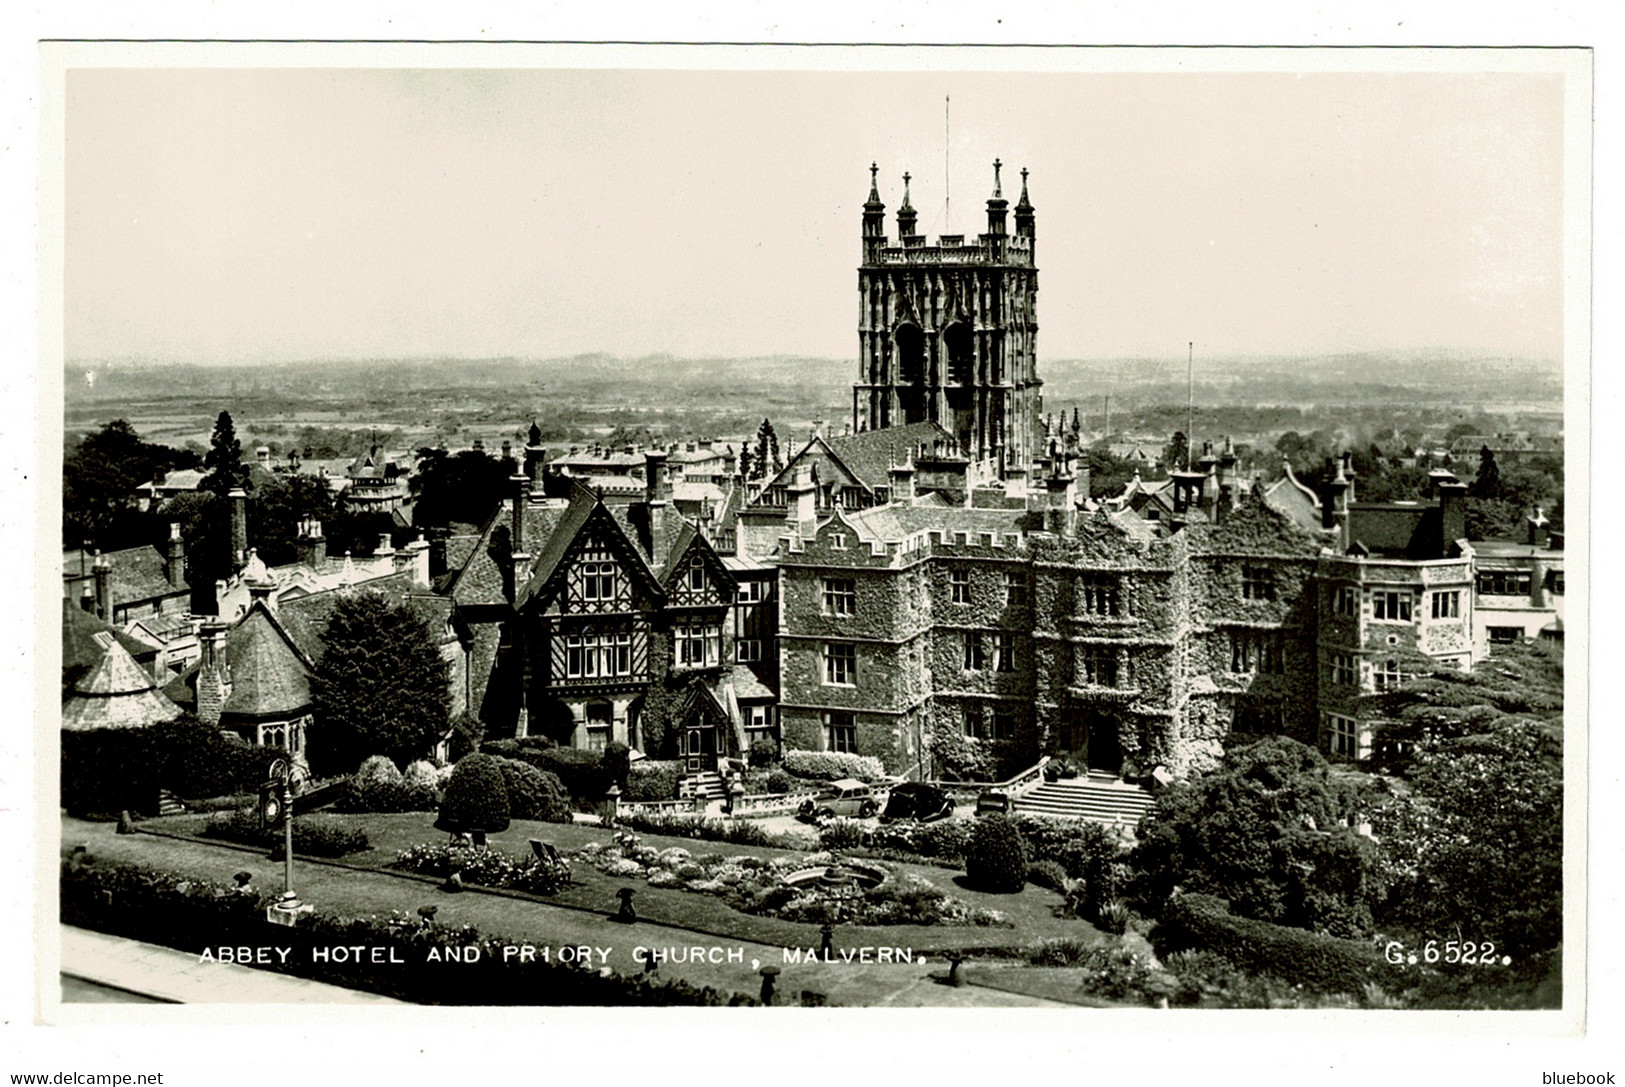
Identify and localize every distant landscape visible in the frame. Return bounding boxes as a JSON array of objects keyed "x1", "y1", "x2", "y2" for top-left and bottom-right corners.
[{"x1": 63, "y1": 350, "x2": 1564, "y2": 459}]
